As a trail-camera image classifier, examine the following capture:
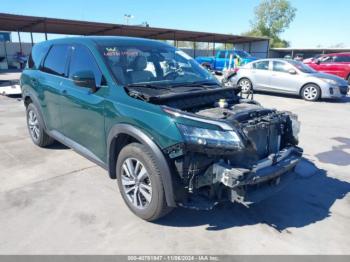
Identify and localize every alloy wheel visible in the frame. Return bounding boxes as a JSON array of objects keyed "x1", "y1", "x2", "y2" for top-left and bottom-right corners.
[
  {"x1": 303, "y1": 85, "x2": 318, "y2": 100},
  {"x1": 121, "y1": 158, "x2": 152, "y2": 209},
  {"x1": 239, "y1": 79, "x2": 251, "y2": 93},
  {"x1": 28, "y1": 109, "x2": 40, "y2": 141}
]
